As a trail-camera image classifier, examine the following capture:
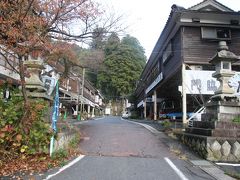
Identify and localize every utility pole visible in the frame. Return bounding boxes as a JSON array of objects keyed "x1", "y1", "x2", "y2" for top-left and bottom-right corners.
[
  {"x1": 80, "y1": 67, "x2": 85, "y2": 115},
  {"x1": 182, "y1": 63, "x2": 187, "y2": 125},
  {"x1": 76, "y1": 77, "x2": 80, "y2": 120}
]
